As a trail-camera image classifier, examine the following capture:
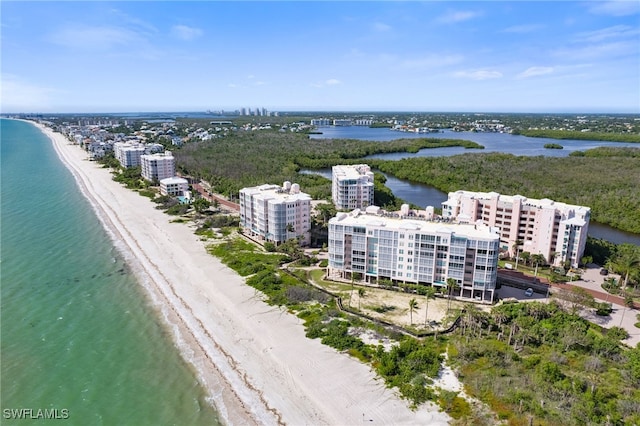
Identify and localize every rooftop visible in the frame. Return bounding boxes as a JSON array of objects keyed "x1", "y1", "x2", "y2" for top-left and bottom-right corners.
[{"x1": 330, "y1": 210, "x2": 499, "y2": 240}]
